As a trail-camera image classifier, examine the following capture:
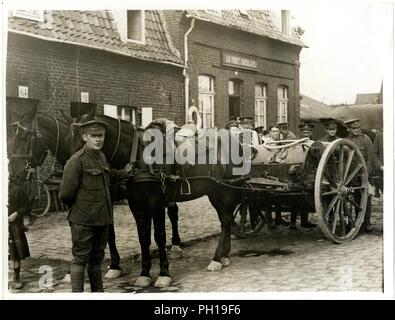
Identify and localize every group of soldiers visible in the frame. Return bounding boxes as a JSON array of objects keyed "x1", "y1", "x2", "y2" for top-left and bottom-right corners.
[{"x1": 225, "y1": 116, "x2": 383, "y2": 231}]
